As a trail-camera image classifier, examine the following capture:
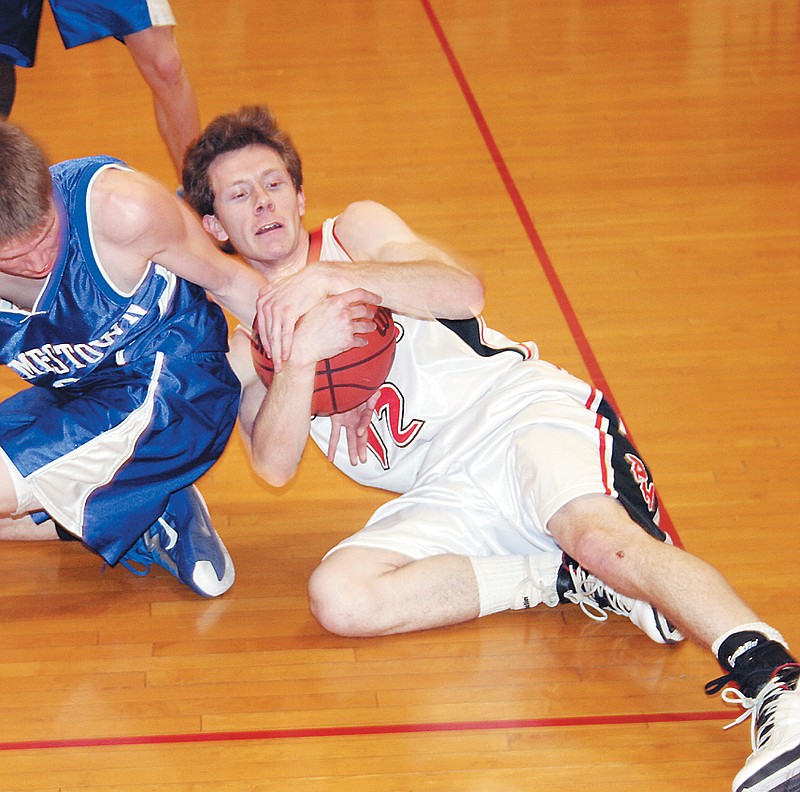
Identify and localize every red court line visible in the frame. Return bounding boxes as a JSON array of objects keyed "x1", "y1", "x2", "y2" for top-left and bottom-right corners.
[
  {"x1": 419, "y1": 0, "x2": 680, "y2": 546},
  {"x1": 418, "y1": 0, "x2": 608, "y2": 398},
  {"x1": 0, "y1": 711, "x2": 732, "y2": 751}
]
